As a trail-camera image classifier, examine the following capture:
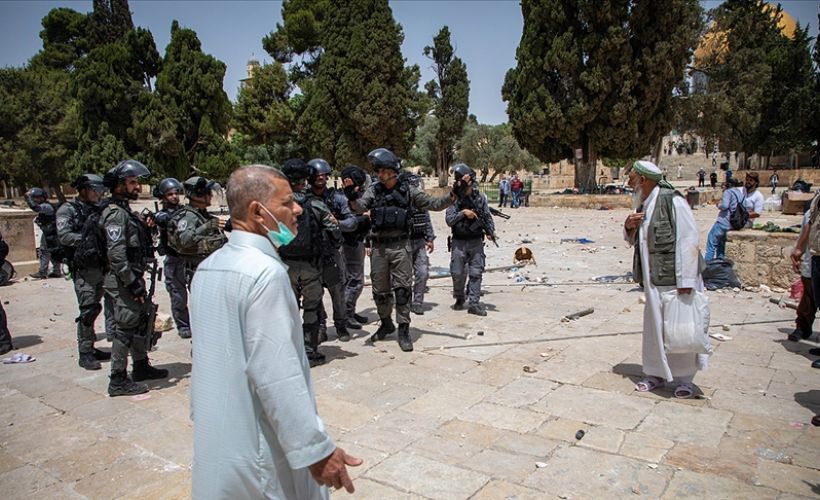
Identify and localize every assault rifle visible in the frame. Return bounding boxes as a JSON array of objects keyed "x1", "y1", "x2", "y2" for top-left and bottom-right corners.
[
  {"x1": 138, "y1": 258, "x2": 162, "y2": 351},
  {"x1": 489, "y1": 207, "x2": 510, "y2": 220}
]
